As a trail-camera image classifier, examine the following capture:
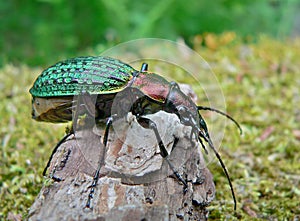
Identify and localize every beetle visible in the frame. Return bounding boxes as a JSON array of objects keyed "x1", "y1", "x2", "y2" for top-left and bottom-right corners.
[{"x1": 30, "y1": 56, "x2": 241, "y2": 210}]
